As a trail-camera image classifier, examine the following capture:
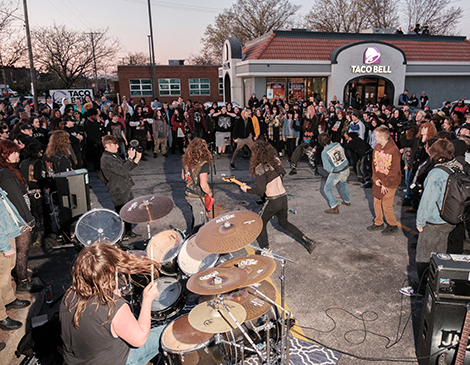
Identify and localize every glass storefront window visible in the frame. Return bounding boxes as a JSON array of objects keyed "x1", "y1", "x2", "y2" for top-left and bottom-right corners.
[{"x1": 267, "y1": 77, "x2": 326, "y2": 103}]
